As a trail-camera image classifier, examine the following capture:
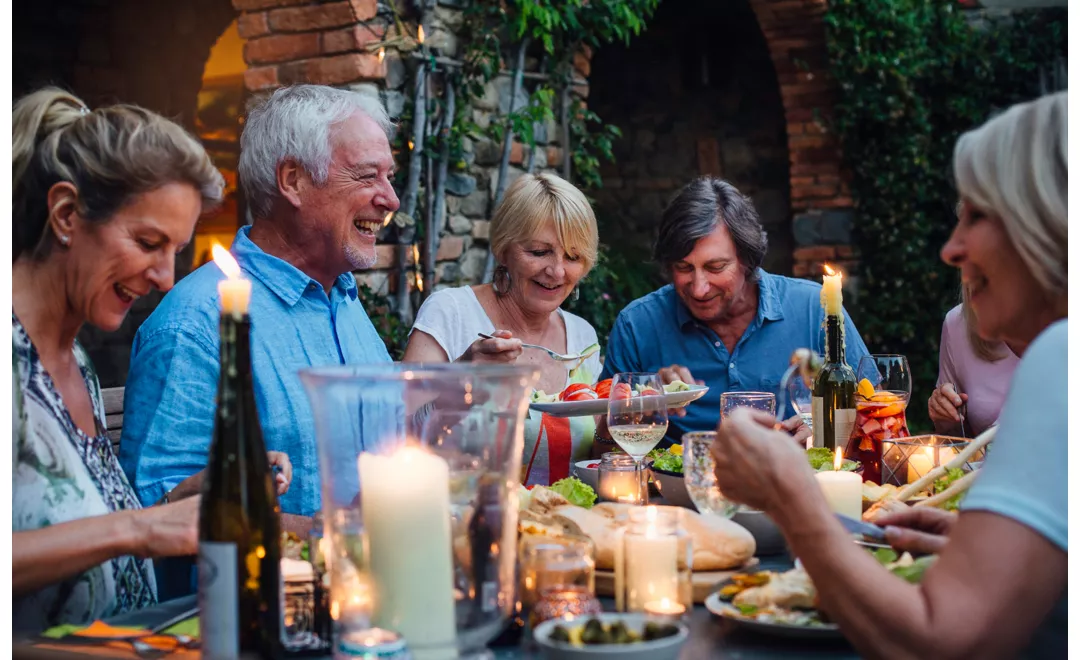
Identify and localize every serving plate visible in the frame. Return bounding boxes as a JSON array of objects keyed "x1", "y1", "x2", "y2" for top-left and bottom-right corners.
[
  {"x1": 704, "y1": 589, "x2": 843, "y2": 640},
  {"x1": 533, "y1": 612, "x2": 689, "y2": 660},
  {"x1": 530, "y1": 385, "x2": 709, "y2": 418}
]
